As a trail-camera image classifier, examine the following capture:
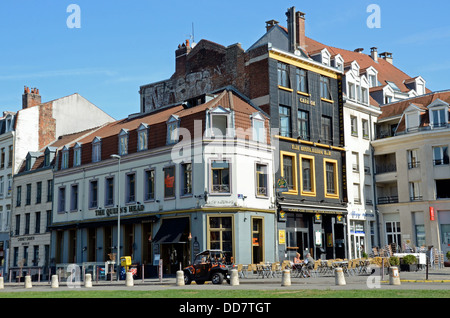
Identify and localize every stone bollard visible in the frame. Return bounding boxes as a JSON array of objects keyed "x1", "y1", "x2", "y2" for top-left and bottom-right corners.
[
  {"x1": 281, "y1": 269, "x2": 291, "y2": 286},
  {"x1": 335, "y1": 267, "x2": 346, "y2": 286},
  {"x1": 125, "y1": 272, "x2": 134, "y2": 287},
  {"x1": 389, "y1": 267, "x2": 401, "y2": 285},
  {"x1": 24, "y1": 275, "x2": 32, "y2": 289},
  {"x1": 0, "y1": 277, "x2": 4, "y2": 289},
  {"x1": 84, "y1": 274, "x2": 92, "y2": 288},
  {"x1": 230, "y1": 269, "x2": 239, "y2": 286},
  {"x1": 51, "y1": 275, "x2": 59, "y2": 288},
  {"x1": 176, "y1": 270, "x2": 185, "y2": 286}
]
